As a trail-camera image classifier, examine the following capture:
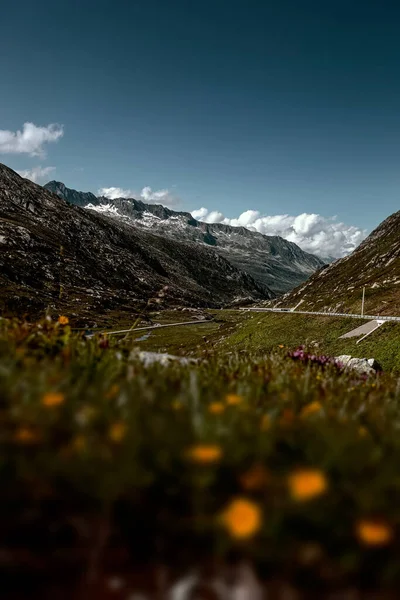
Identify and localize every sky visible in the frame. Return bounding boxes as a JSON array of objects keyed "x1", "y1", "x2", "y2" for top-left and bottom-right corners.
[{"x1": 1, "y1": 0, "x2": 400, "y2": 257}]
